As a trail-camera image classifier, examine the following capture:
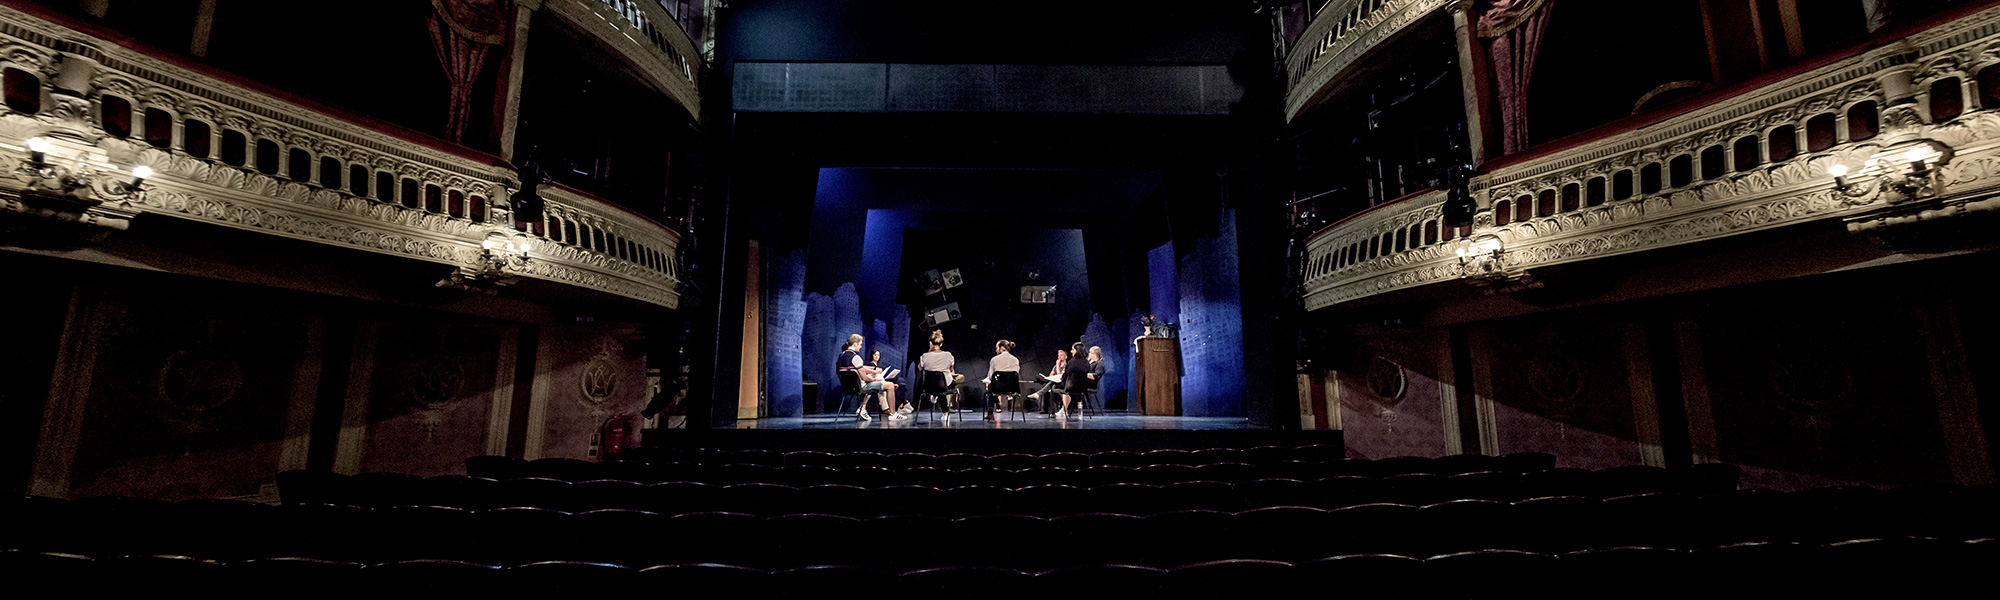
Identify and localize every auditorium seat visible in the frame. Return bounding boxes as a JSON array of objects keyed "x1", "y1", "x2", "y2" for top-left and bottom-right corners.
[
  {"x1": 1089, "y1": 450, "x2": 1142, "y2": 467},
  {"x1": 1038, "y1": 452, "x2": 1091, "y2": 469},
  {"x1": 1557, "y1": 547, "x2": 1690, "y2": 599},
  {"x1": 1168, "y1": 559, "x2": 1295, "y2": 596},
  {"x1": 1138, "y1": 449, "x2": 1194, "y2": 466},
  {"x1": 463, "y1": 456, "x2": 522, "y2": 480},
  {"x1": 1424, "y1": 550, "x2": 1557, "y2": 596},
  {"x1": 1374, "y1": 455, "x2": 1437, "y2": 476},
  {"x1": 1048, "y1": 512, "x2": 1147, "y2": 564},
  {"x1": 1159, "y1": 480, "x2": 1236, "y2": 512},
  {"x1": 504, "y1": 561, "x2": 639, "y2": 594},
  {"x1": 731, "y1": 449, "x2": 783, "y2": 467},
  {"x1": 903, "y1": 566, "x2": 1035, "y2": 597},
  {"x1": 276, "y1": 469, "x2": 351, "y2": 505},
  {"x1": 990, "y1": 453, "x2": 1038, "y2": 471},
  {"x1": 1235, "y1": 506, "x2": 1335, "y2": 561},
  {"x1": 782, "y1": 450, "x2": 836, "y2": 468},
  {"x1": 494, "y1": 477, "x2": 571, "y2": 510},
  {"x1": 568, "y1": 510, "x2": 674, "y2": 565},
  {"x1": 771, "y1": 565, "x2": 898, "y2": 594},
  {"x1": 228, "y1": 557, "x2": 367, "y2": 598},
  {"x1": 1288, "y1": 444, "x2": 1343, "y2": 463},
  {"x1": 939, "y1": 453, "x2": 989, "y2": 470},
  {"x1": 1293, "y1": 553, "x2": 1422, "y2": 595},
  {"x1": 635, "y1": 563, "x2": 770, "y2": 595},
  {"x1": 886, "y1": 452, "x2": 940, "y2": 469},
  {"x1": 762, "y1": 513, "x2": 863, "y2": 567},
  {"x1": 360, "y1": 559, "x2": 502, "y2": 594},
  {"x1": 523, "y1": 458, "x2": 593, "y2": 481},
  {"x1": 1034, "y1": 564, "x2": 1170, "y2": 596},
  {"x1": 1187, "y1": 447, "x2": 1246, "y2": 465},
  {"x1": 1138, "y1": 511, "x2": 1233, "y2": 566},
  {"x1": 1442, "y1": 470, "x2": 1523, "y2": 501},
  {"x1": 96, "y1": 554, "x2": 225, "y2": 594},
  {"x1": 1509, "y1": 496, "x2": 1600, "y2": 552},
  {"x1": 719, "y1": 482, "x2": 800, "y2": 516},
  {"x1": 1326, "y1": 503, "x2": 1420, "y2": 555},
  {"x1": 467, "y1": 507, "x2": 567, "y2": 566},
  {"x1": 1415, "y1": 499, "x2": 1514, "y2": 555}
]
